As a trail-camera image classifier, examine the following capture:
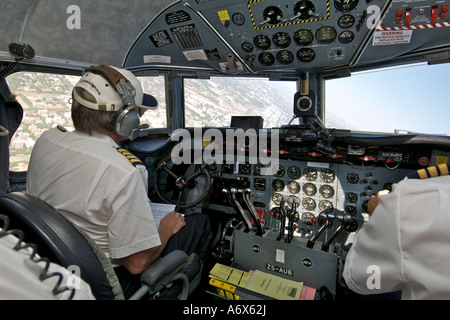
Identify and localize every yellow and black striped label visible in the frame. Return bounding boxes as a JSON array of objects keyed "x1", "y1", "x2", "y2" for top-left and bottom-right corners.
[
  {"x1": 247, "y1": 0, "x2": 331, "y2": 30},
  {"x1": 117, "y1": 148, "x2": 143, "y2": 167}
]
